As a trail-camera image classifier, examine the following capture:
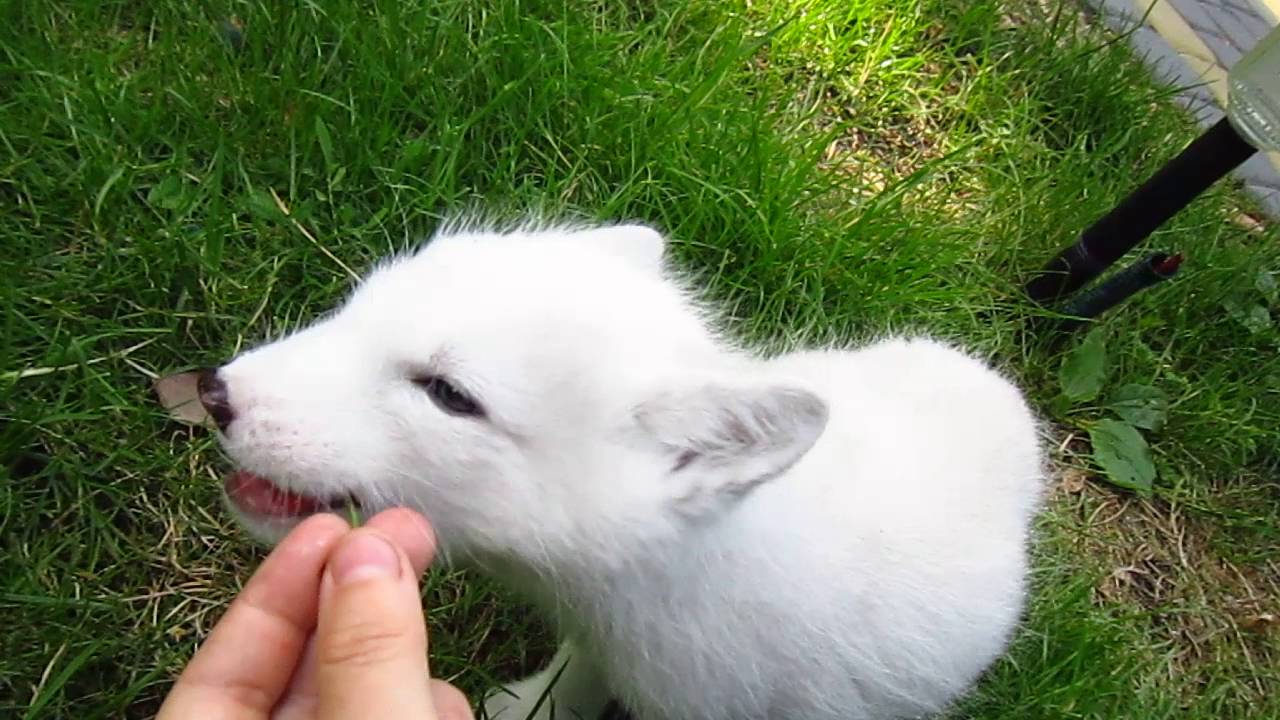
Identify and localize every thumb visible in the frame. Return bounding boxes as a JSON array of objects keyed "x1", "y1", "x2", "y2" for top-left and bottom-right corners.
[{"x1": 315, "y1": 528, "x2": 437, "y2": 720}]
